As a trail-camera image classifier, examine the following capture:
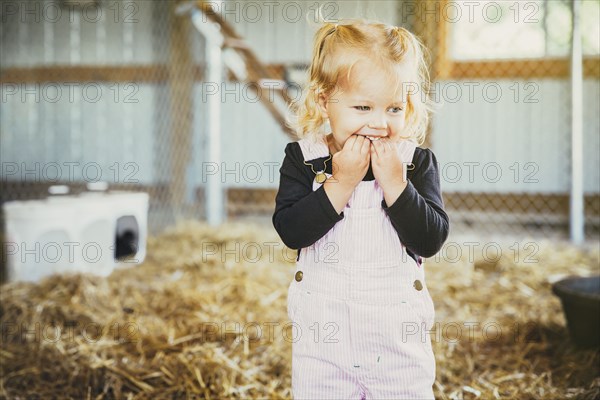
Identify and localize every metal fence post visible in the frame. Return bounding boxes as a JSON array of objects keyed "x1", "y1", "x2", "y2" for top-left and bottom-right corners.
[
  {"x1": 570, "y1": 0, "x2": 584, "y2": 244},
  {"x1": 190, "y1": 8, "x2": 225, "y2": 226}
]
